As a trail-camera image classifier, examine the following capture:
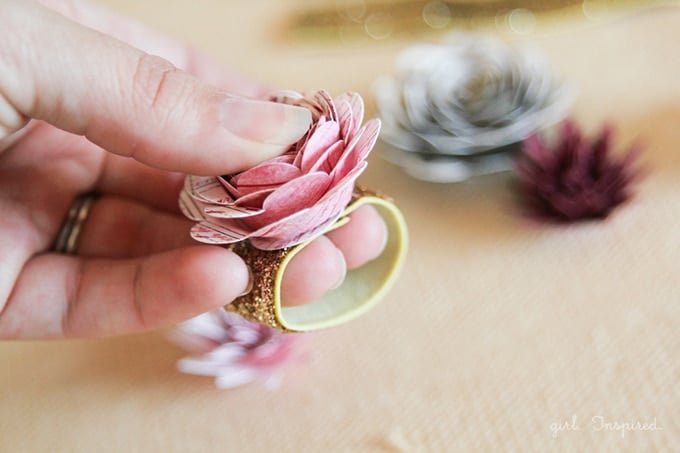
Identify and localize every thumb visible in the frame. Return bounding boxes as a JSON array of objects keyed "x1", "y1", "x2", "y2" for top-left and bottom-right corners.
[{"x1": 0, "y1": 1, "x2": 311, "y2": 175}]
